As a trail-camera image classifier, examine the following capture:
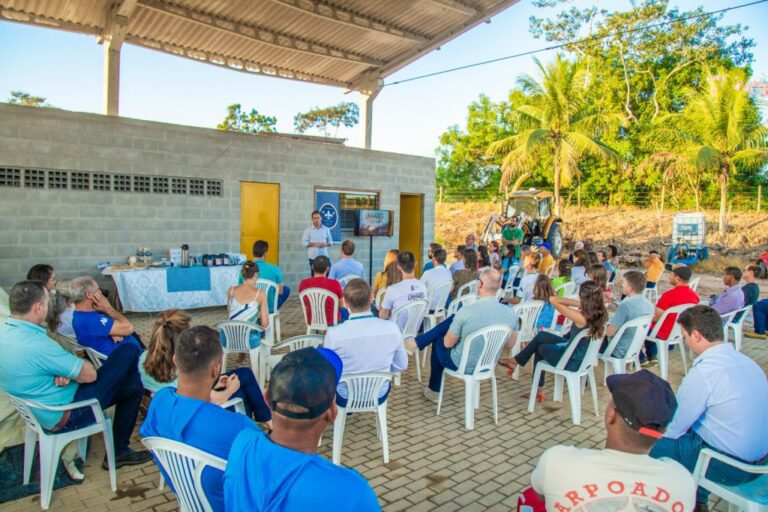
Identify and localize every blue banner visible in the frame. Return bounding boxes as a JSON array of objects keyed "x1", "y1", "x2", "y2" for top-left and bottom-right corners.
[{"x1": 316, "y1": 190, "x2": 341, "y2": 242}]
